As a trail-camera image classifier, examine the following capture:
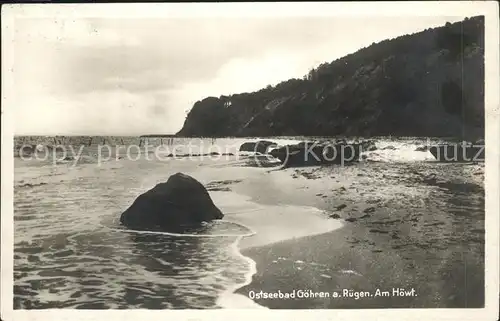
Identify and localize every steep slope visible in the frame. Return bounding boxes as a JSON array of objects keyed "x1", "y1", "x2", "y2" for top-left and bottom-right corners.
[{"x1": 177, "y1": 16, "x2": 484, "y2": 139}]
